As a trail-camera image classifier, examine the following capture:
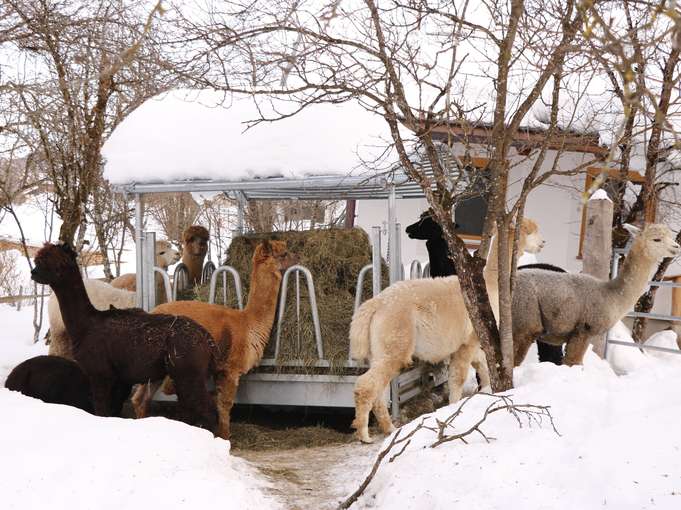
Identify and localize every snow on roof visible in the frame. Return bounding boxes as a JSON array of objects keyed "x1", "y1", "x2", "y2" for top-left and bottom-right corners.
[
  {"x1": 102, "y1": 90, "x2": 396, "y2": 185},
  {"x1": 589, "y1": 189, "x2": 612, "y2": 201}
]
